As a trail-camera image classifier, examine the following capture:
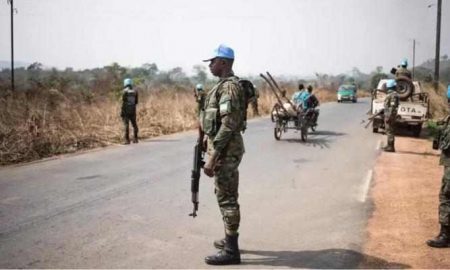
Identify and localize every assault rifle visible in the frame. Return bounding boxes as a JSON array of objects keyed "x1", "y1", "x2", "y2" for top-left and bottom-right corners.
[
  {"x1": 364, "y1": 109, "x2": 384, "y2": 128},
  {"x1": 190, "y1": 126, "x2": 205, "y2": 218}
]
